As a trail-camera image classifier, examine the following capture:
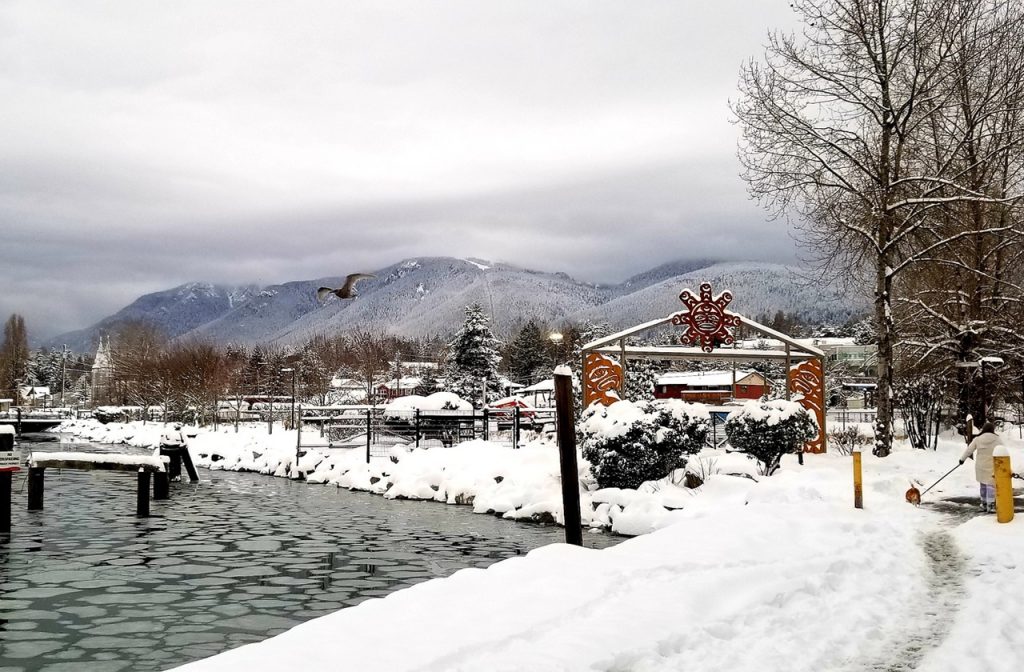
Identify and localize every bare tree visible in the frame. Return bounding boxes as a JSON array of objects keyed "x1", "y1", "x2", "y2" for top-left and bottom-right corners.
[
  {"x1": 344, "y1": 330, "x2": 392, "y2": 403},
  {"x1": 735, "y1": 0, "x2": 1024, "y2": 454}
]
